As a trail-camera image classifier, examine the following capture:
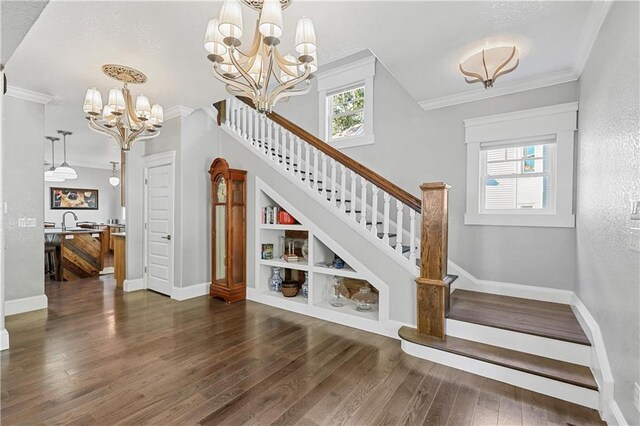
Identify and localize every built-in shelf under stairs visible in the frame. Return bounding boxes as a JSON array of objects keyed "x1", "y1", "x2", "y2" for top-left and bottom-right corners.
[{"x1": 400, "y1": 289, "x2": 598, "y2": 409}]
